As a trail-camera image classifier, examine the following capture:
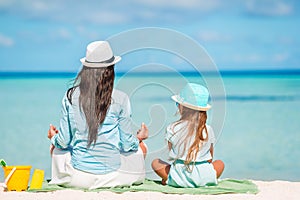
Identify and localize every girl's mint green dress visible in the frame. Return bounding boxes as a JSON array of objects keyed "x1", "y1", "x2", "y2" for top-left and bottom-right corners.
[{"x1": 165, "y1": 121, "x2": 217, "y2": 187}]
